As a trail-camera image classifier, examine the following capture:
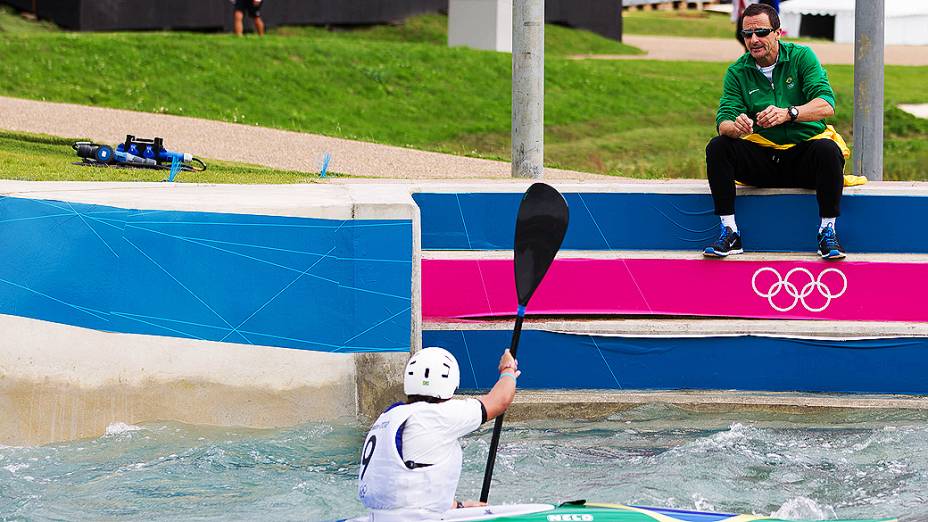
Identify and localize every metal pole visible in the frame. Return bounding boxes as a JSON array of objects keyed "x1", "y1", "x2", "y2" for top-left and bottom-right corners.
[
  {"x1": 853, "y1": 0, "x2": 884, "y2": 181},
  {"x1": 511, "y1": 0, "x2": 544, "y2": 179}
]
